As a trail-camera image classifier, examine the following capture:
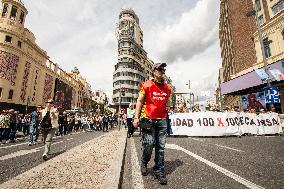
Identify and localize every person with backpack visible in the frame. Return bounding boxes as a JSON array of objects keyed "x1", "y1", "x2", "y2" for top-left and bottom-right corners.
[{"x1": 40, "y1": 99, "x2": 59, "y2": 161}]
